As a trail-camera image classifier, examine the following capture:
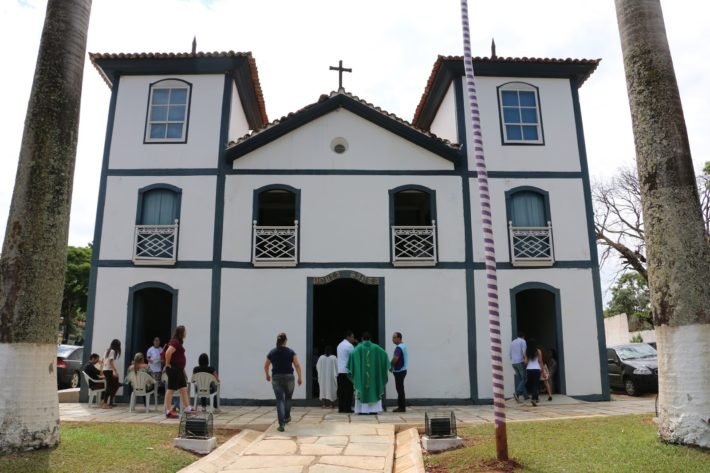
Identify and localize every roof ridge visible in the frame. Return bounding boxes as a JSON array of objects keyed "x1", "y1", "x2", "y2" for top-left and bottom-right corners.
[{"x1": 228, "y1": 89, "x2": 460, "y2": 150}]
